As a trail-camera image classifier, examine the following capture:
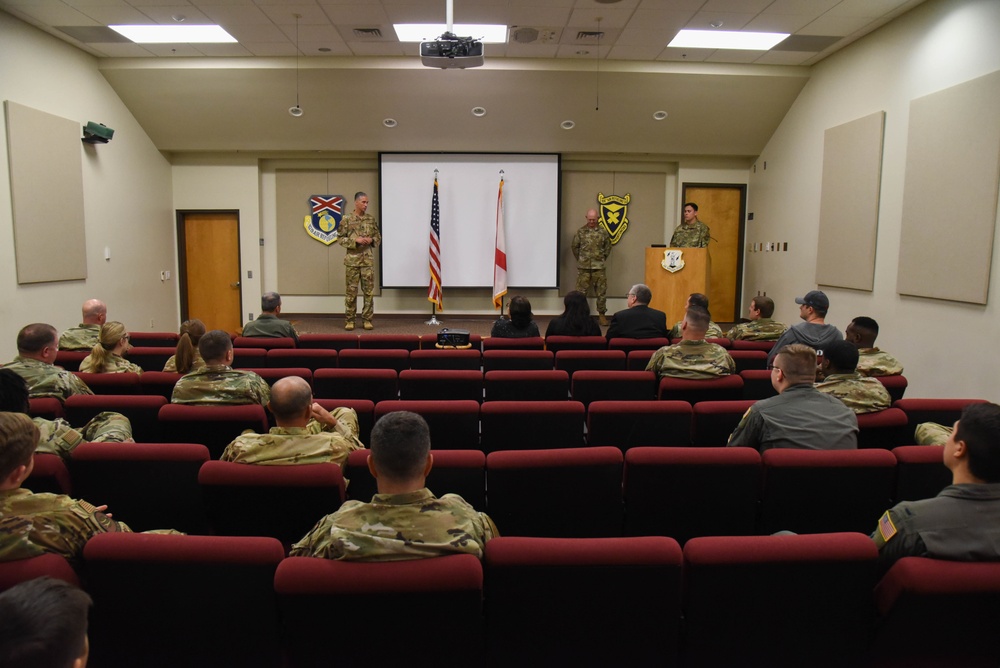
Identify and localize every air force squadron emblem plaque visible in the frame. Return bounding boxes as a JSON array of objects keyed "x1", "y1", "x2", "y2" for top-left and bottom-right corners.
[
  {"x1": 304, "y1": 195, "x2": 344, "y2": 245},
  {"x1": 662, "y1": 250, "x2": 685, "y2": 273},
  {"x1": 597, "y1": 192, "x2": 630, "y2": 245}
]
